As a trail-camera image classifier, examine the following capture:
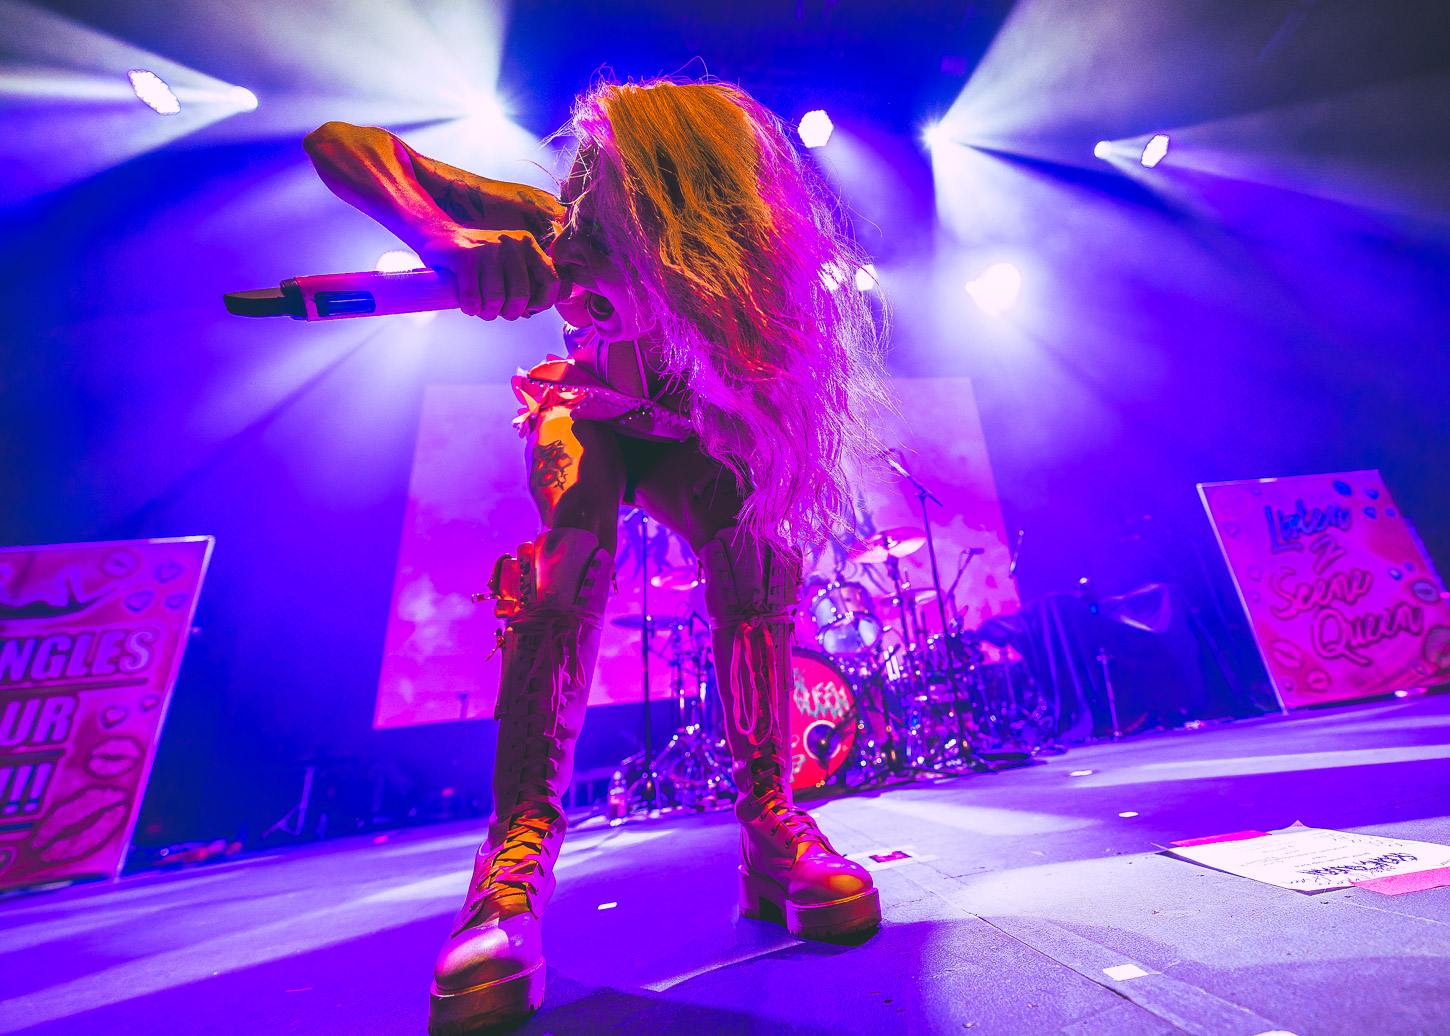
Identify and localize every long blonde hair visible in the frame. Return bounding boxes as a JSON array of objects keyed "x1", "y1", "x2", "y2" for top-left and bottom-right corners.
[{"x1": 566, "y1": 79, "x2": 890, "y2": 557}]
